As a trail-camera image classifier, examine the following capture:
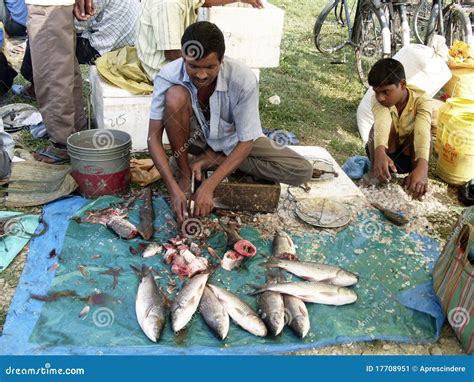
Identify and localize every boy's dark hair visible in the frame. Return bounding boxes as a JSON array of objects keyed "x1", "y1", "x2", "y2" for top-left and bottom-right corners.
[
  {"x1": 181, "y1": 21, "x2": 225, "y2": 62},
  {"x1": 368, "y1": 58, "x2": 406, "y2": 88}
]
